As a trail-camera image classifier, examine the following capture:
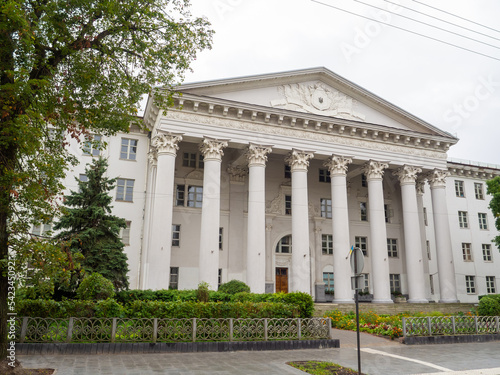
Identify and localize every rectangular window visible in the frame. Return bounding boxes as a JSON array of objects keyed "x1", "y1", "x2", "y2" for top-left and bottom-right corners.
[
  {"x1": 219, "y1": 227, "x2": 223, "y2": 250},
  {"x1": 285, "y1": 195, "x2": 292, "y2": 215},
  {"x1": 360, "y1": 202, "x2": 368, "y2": 221},
  {"x1": 187, "y1": 186, "x2": 203, "y2": 208},
  {"x1": 116, "y1": 178, "x2": 134, "y2": 202},
  {"x1": 423, "y1": 207, "x2": 428, "y2": 226},
  {"x1": 387, "y1": 238, "x2": 398, "y2": 257},
  {"x1": 120, "y1": 138, "x2": 138, "y2": 160},
  {"x1": 176, "y1": 185, "x2": 185, "y2": 206},
  {"x1": 458, "y1": 211, "x2": 468, "y2": 228},
  {"x1": 183, "y1": 152, "x2": 196, "y2": 168},
  {"x1": 462, "y1": 243, "x2": 472, "y2": 261},
  {"x1": 474, "y1": 182, "x2": 484, "y2": 200},
  {"x1": 319, "y1": 168, "x2": 331, "y2": 183},
  {"x1": 31, "y1": 224, "x2": 51, "y2": 237},
  {"x1": 455, "y1": 180, "x2": 465, "y2": 197},
  {"x1": 79, "y1": 174, "x2": 88, "y2": 183},
  {"x1": 384, "y1": 204, "x2": 390, "y2": 223},
  {"x1": 426, "y1": 240, "x2": 431, "y2": 260},
  {"x1": 478, "y1": 213, "x2": 488, "y2": 230},
  {"x1": 320, "y1": 198, "x2": 332, "y2": 218},
  {"x1": 218, "y1": 268, "x2": 222, "y2": 288},
  {"x1": 465, "y1": 275, "x2": 476, "y2": 294},
  {"x1": 361, "y1": 274, "x2": 369, "y2": 293},
  {"x1": 122, "y1": 221, "x2": 131, "y2": 245},
  {"x1": 322, "y1": 234, "x2": 333, "y2": 255},
  {"x1": 284, "y1": 165, "x2": 291, "y2": 179},
  {"x1": 361, "y1": 174, "x2": 367, "y2": 187},
  {"x1": 486, "y1": 276, "x2": 497, "y2": 294},
  {"x1": 429, "y1": 275, "x2": 435, "y2": 295},
  {"x1": 323, "y1": 272, "x2": 334, "y2": 293},
  {"x1": 482, "y1": 244, "x2": 492, "y2": 262},
  {"x1": 172, "y1": 224, "x2": 181, "y2": 247},
  {"x1": 390, "y1": 274, "x2": 401, "y2": 294},
  {"x1": 169, "y1": 267, "x2": 179, "y2": 290},
  {"x1": 355, "y1": 236, "x2": 368, "y2": 256},
  {"x1": 83, "y1": 134, "x2": 102, "y2": 156}
]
